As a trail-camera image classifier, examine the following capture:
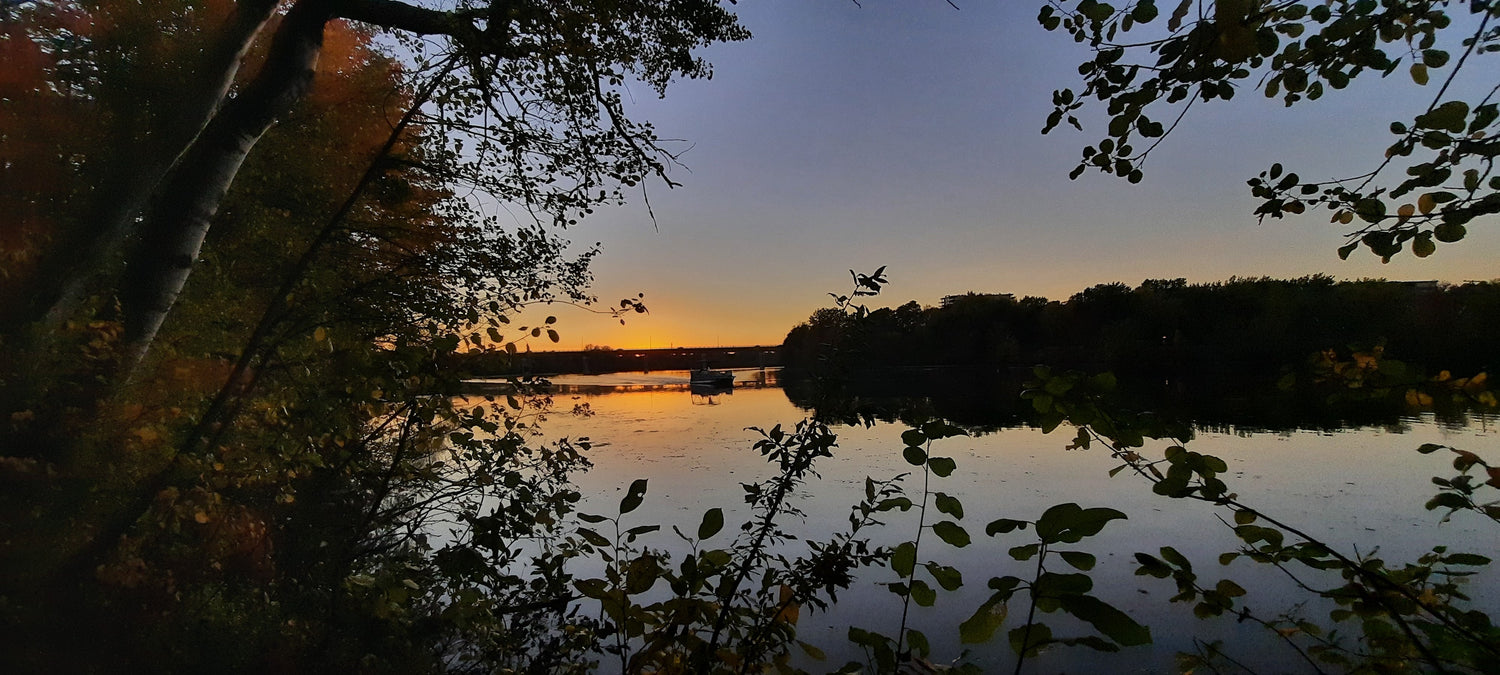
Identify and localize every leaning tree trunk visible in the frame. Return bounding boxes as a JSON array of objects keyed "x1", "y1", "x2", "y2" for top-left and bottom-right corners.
[
  {"x1": 28, "y1": 0, "x2": 281, "y2": 333},
  {"x1": 118, "y1": 0, "x2": 332, "y2": 372}
]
